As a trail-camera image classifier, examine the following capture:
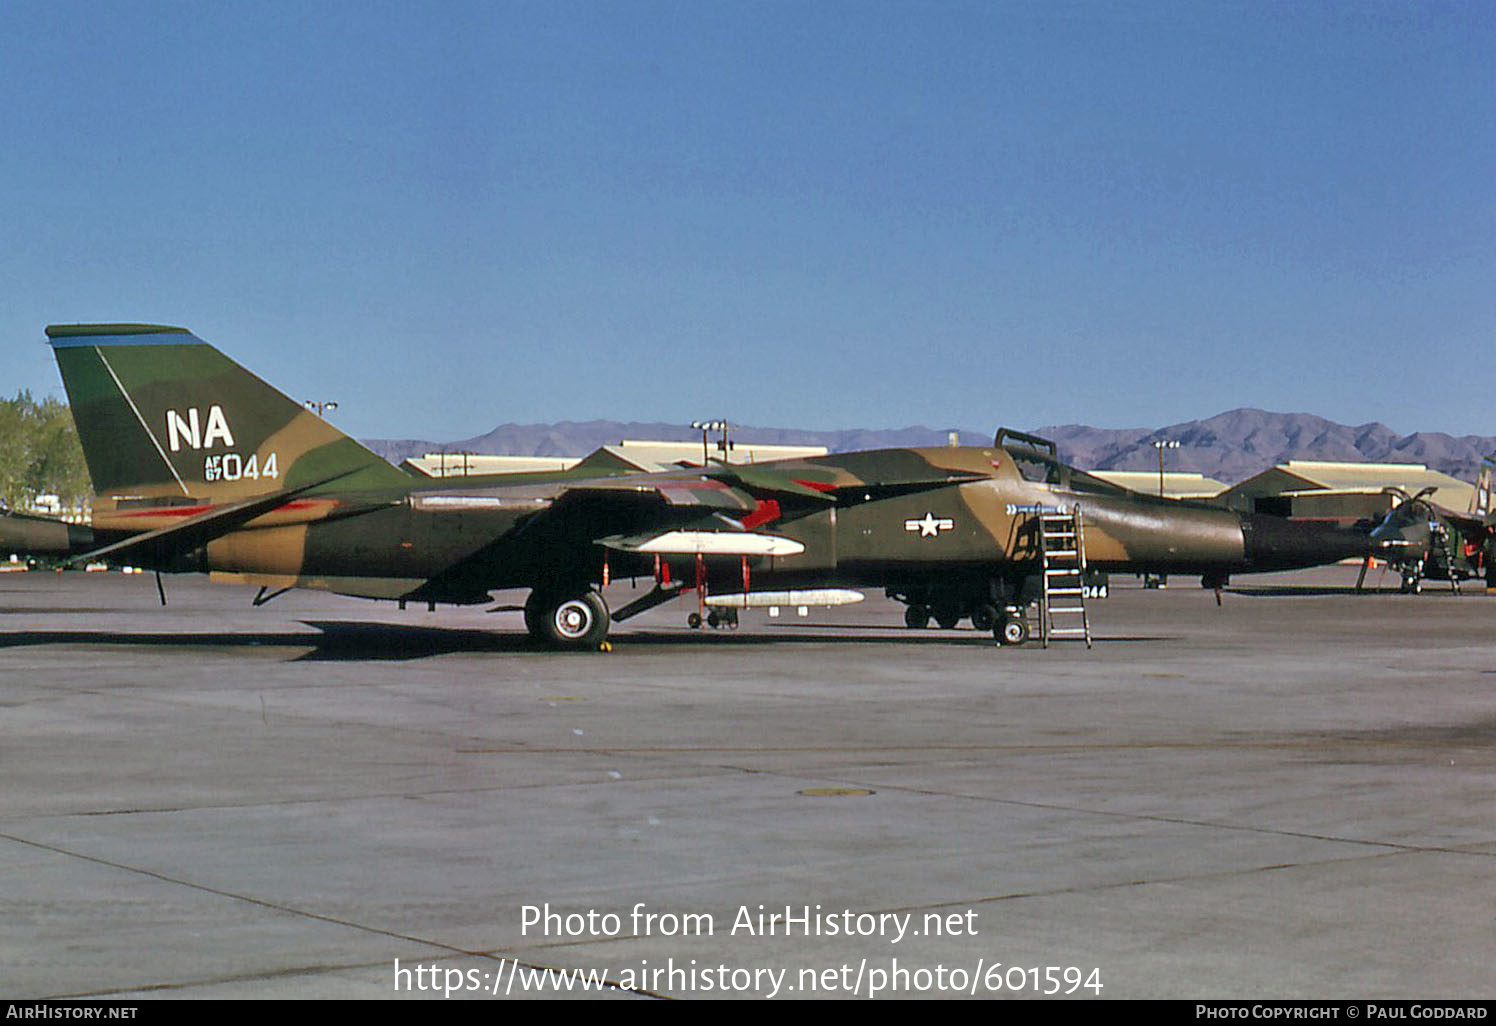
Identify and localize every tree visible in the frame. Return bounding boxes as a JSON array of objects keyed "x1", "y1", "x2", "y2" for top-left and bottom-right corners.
[{"x1": 0, "y1": 391, "x2": 91, "y2": 511}]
